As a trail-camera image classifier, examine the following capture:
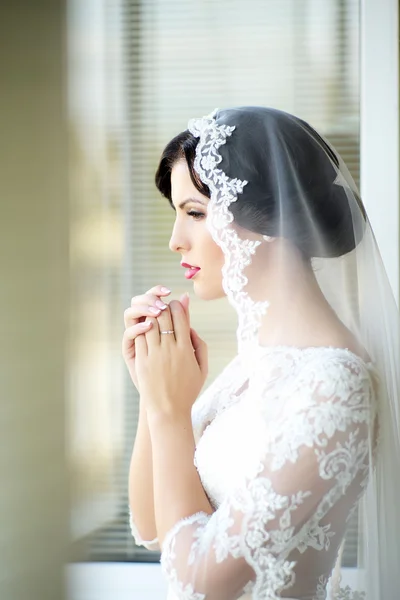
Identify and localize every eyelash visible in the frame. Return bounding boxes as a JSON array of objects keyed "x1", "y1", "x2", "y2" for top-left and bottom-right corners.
[{"x1": 187, "y1": 210, "x2": 206, "y2": 220}]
